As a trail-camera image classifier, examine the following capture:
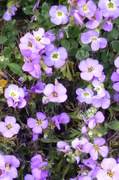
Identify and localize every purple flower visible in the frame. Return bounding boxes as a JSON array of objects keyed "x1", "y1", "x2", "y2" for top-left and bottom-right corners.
[
  {"x1": 92, "y1": 90, "x2": 111, "y2": 109},
  {"x1": 58, "y1": 29, "x2": 64, "y2": 39},
  {"x1": 83, "y1": 111, "x2": 105, "y2": 129},
  {"x1": 77, "y1": 0, "x2": 96, "y2": 18},
  {"x1": 27, "y1": 112, "x2": 48, "y2": 134},
  {"x1": 84, "y1": 137, "x2": 109, "y2": 160},
  {"x1": 43, "y1": 80, "x2": 67, "y2": 103},
  {"x1": 96, "y1": 158, "x2": 119, "y2": 180},
  {"x1": 3, "y1": 6, "x2": 17, "y2": 21},
  {"x1": 51, "y1": 112, "x2": 70, "y2": 130},
  {"x1": 114, "y1": 56, "x2": 119, "y2": 73},
  {"x1": 81, "y1": 30, "x2": 107, "y2": 51},
  {"x1": 102, "y1": 16, "x2": 114, "y2": 32},
  {"x1": 24, "y1": 174, "x2": 34, "y2": 180},
  {"x1": 78, "y1": 175, "x2": 92, "y2": 180},
  {"x1": 0, "y1": 116, "x2": 20, "y2": 138},
  {"x1": 57, "y1": 141, "x2": 70, "y2": 153},
  {"x1": 32, "y1": 0, "x2": 40, "y2": 11},
  {"x1": 3, "y1": 155, "x2": 20, "y2": 179},
  {"x1": 33, "y1": 28, "x2": 51, "y2": 51},
  {"x1": 72, "y1": 137, "x2": 88, "y2": 153},
  {"x1": 44, "y1": 46, "x2": 67, "y2": 68},
  {"x1": 4, "y1": 84, "x2": 26, "y2": 108},
  {"x1": 44, "y1": 30, "x2": 56, "y2": 42},
  {"x1": 92, "y1": 79, "x2": 106, "y2": 97},
  {"x1": 31, "y1": 154, "x2": 48, "y2": 179},
  {"x1": 81, "y1": 125, "x2": 87, "y2": 134},
  {"x1": 76, "y1": 87, "x2": 94, "y2": 104},
  {"x1": 29, "y1": 81, "x2": 45, "y2": 94},
  {"x1": 85, "y1": 9, "x2": 102, "y2": 29},
  {"x1": 78, "y1": 58, "x2": 104, "y2": 81},
  {"x1": 70, "y1": 10, "x2": 83, "y2": 25},
  {"x1": 49, "y1": 5, "x2": 68, "y2": 25},
  {"x1": 98, "y1": 0, "x2": 119, "y2": 18}
]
